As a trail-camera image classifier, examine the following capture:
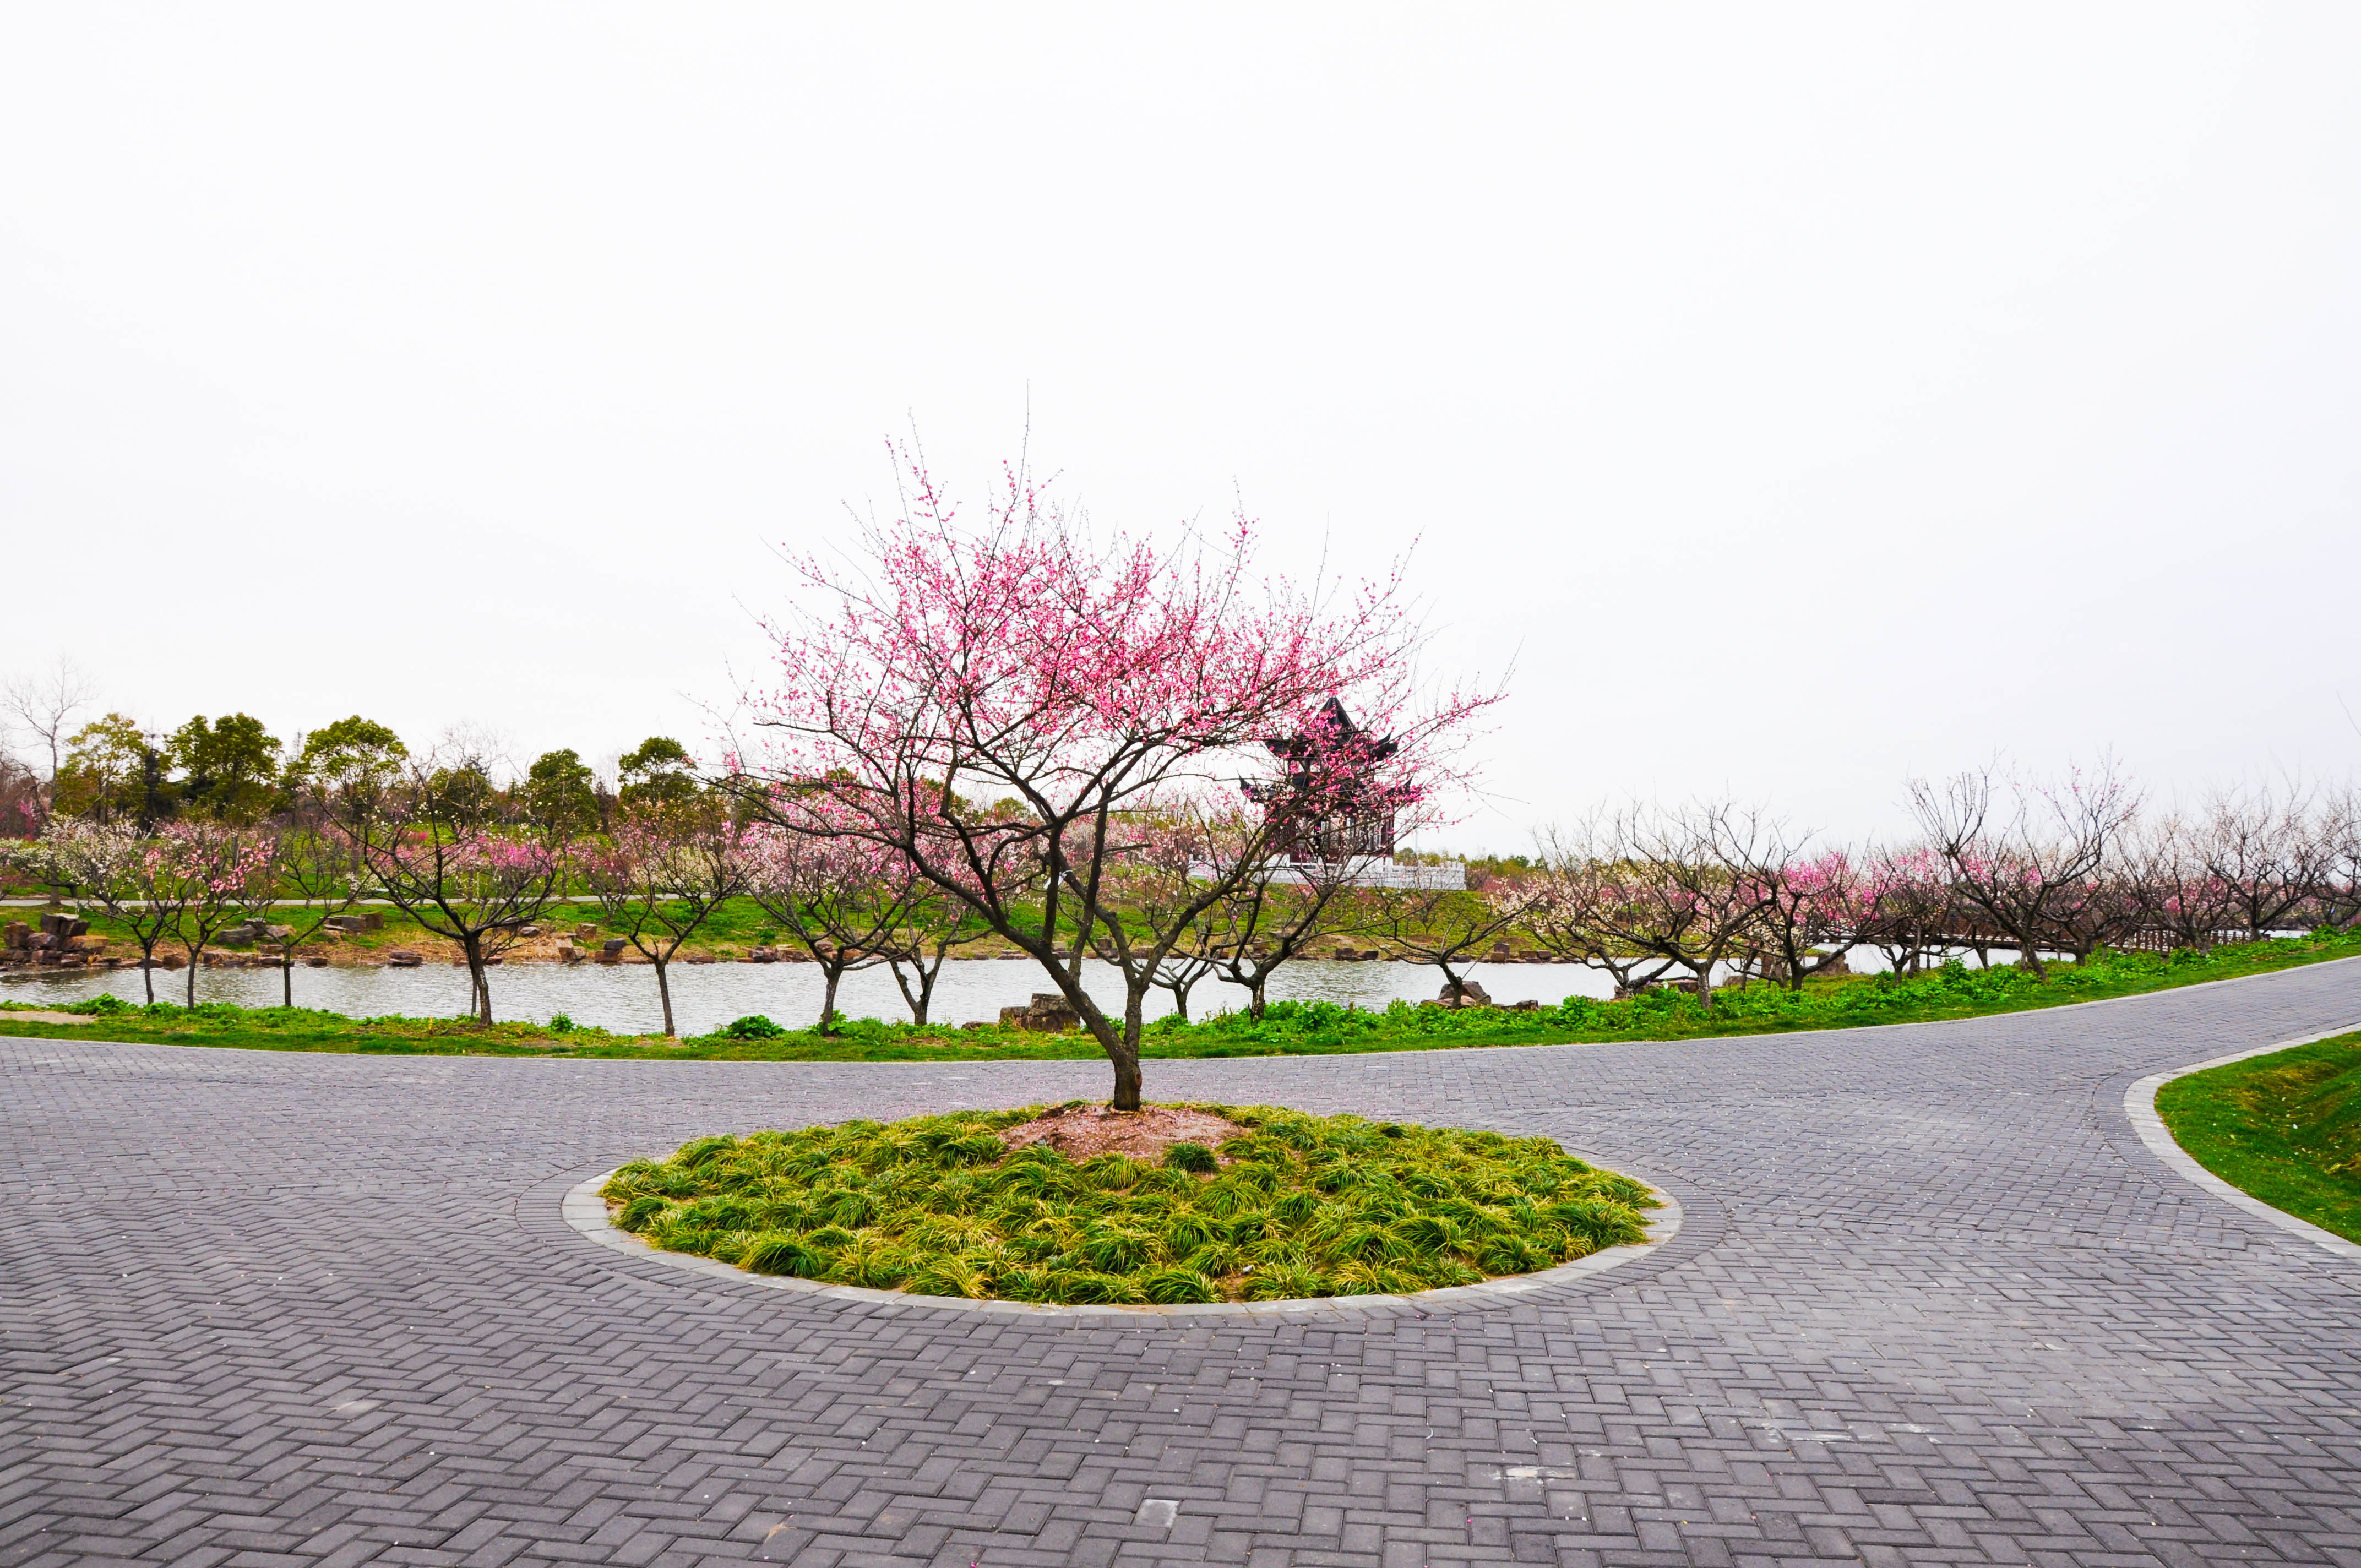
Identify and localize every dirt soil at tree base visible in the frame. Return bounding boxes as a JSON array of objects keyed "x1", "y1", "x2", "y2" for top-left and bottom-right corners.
[{"x1": 998, "y1": 1103, "x2": 1245, "y2": 1163}]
